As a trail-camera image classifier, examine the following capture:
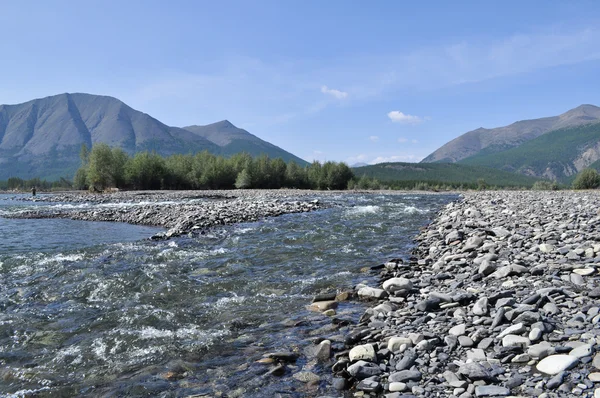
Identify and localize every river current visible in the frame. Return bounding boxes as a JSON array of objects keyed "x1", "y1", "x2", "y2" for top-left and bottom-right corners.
[{"x1": 0, "y1": 192, "x2": 455, "y2": 397}]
